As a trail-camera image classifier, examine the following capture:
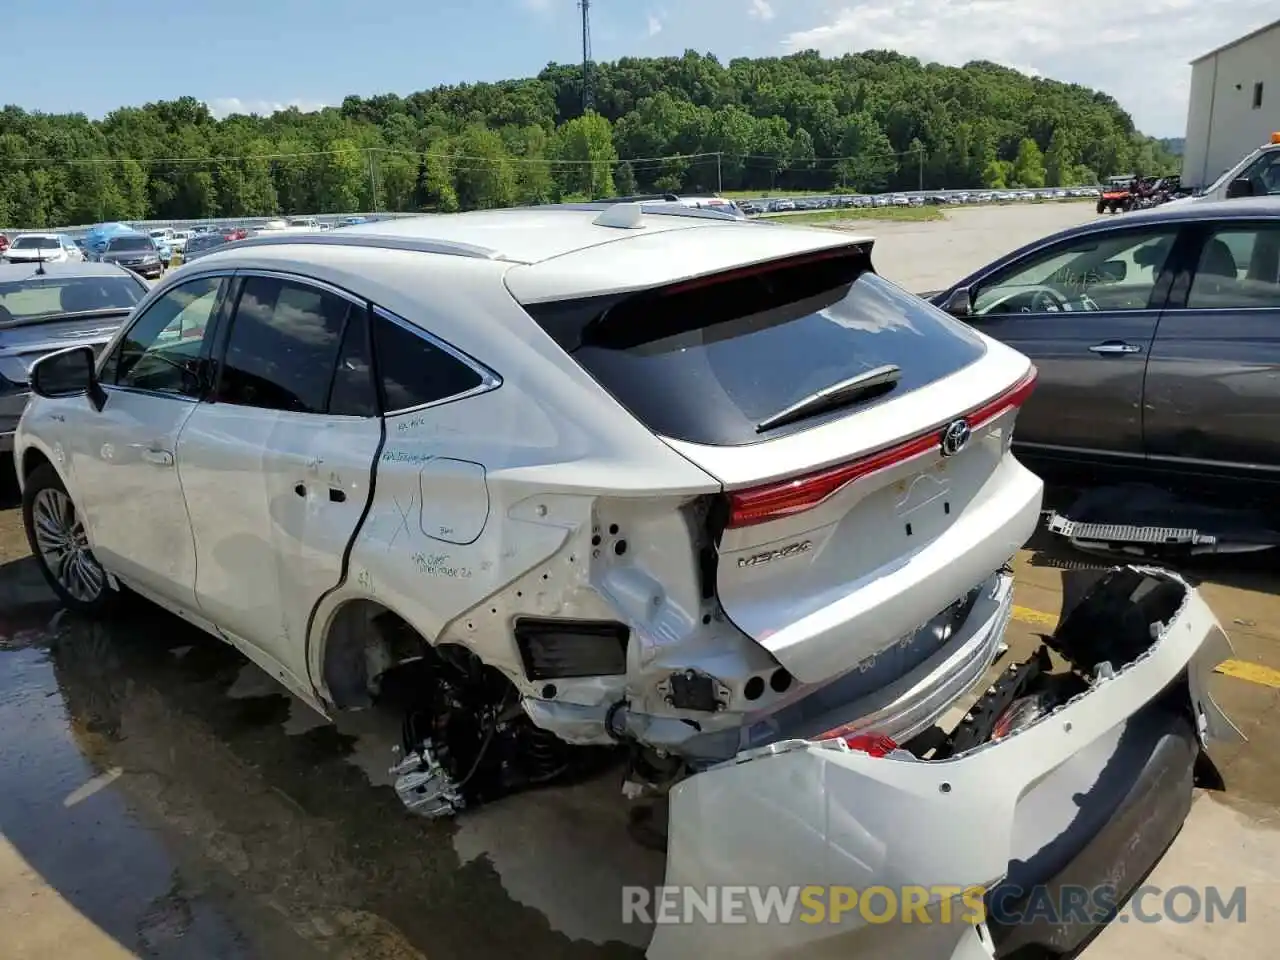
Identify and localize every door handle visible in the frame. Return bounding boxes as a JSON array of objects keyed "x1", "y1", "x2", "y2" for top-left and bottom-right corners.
[
  {"x1": 141, "y1": 448, "x2": 174, "y2": 466},
  {"x1": 1088, "y1": 341, "x2": 1142, "y2": 356}
]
